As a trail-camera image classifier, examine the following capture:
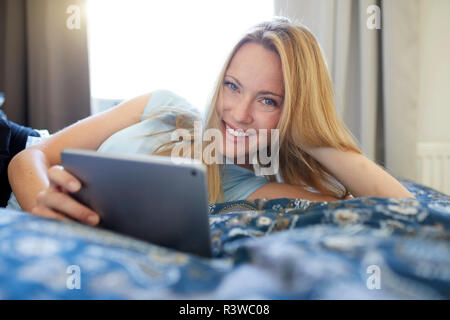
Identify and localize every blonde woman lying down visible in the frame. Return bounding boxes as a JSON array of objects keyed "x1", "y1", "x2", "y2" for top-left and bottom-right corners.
[{"x1": 7, "y1": 17, "x2": 413, "y2": 226}]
